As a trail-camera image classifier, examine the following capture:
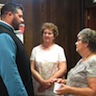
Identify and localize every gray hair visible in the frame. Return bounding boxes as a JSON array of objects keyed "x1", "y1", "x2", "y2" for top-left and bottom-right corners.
[{"x1": 77, "y1": 28, "x2": 96, "y2": 52}]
